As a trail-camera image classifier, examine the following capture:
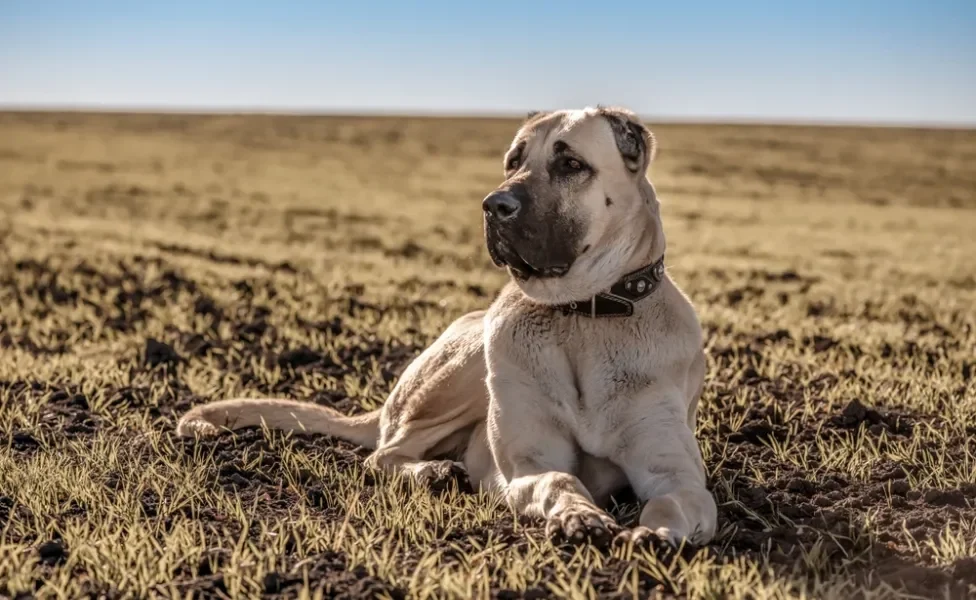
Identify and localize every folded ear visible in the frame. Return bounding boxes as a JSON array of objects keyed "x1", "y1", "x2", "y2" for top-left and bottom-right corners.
[
  {"x1": 597, "y1": 106, "x2": 656, "y2": 175},
  {"x1": 525, "y1": 110, "x2": 549, "y2": 121}
]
